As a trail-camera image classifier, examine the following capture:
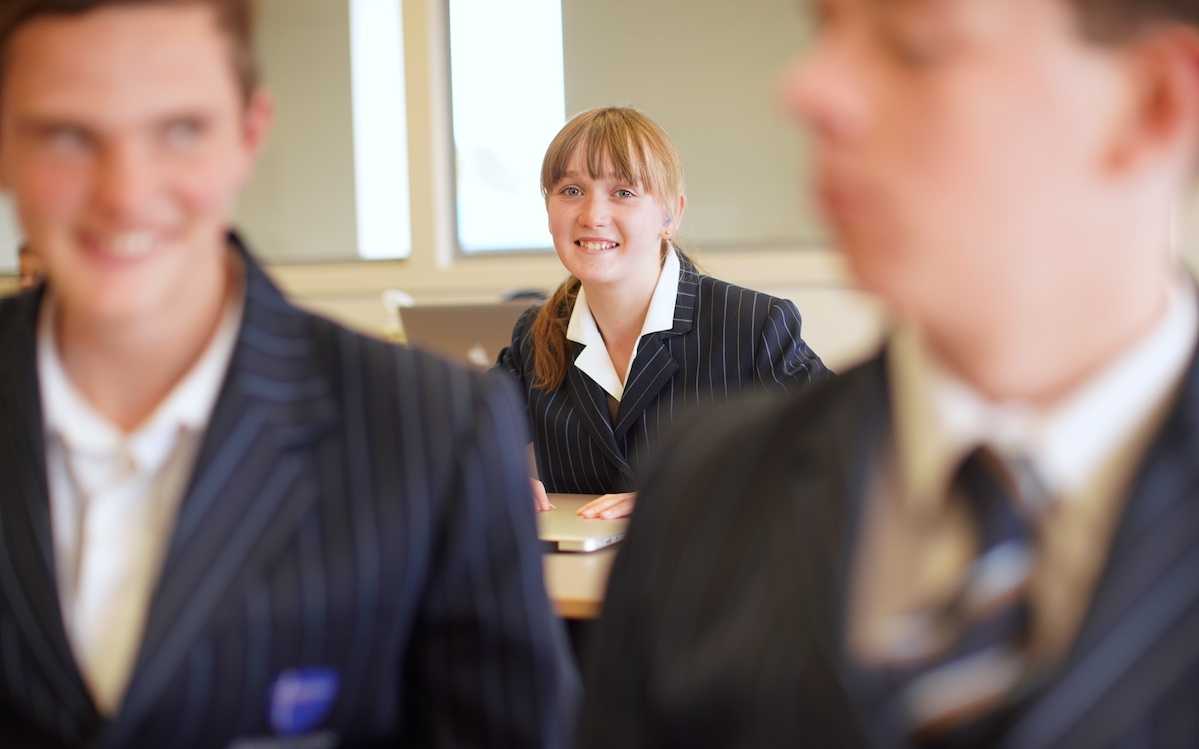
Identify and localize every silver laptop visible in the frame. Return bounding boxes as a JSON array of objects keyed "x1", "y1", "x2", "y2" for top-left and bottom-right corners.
[
  {"x1": 398, "y1": 302, "x2": 532, "y2": 368},
  {"x1": 537, "y1": 494, "x2": 627, "y2": 552}
]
